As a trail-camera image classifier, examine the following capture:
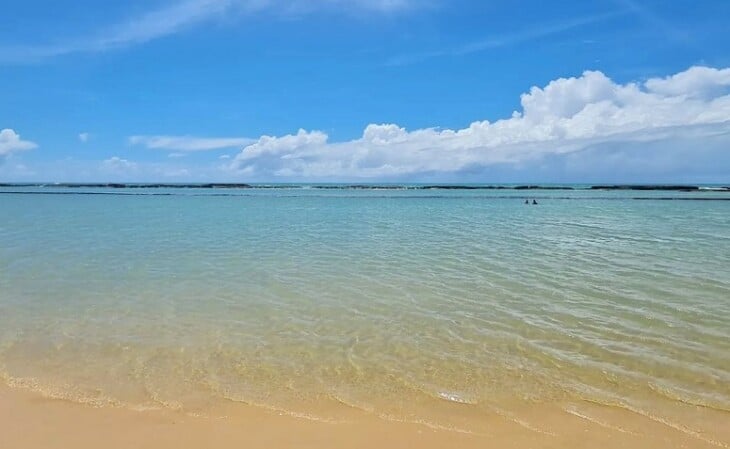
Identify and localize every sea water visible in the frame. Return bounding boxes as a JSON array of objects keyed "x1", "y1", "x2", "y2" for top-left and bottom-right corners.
[{"x1": 1, "y1": 185, "x2": 729, "y2": 434}]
